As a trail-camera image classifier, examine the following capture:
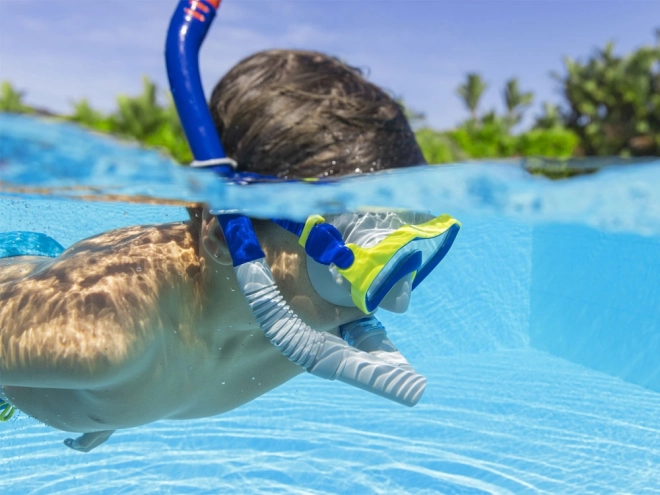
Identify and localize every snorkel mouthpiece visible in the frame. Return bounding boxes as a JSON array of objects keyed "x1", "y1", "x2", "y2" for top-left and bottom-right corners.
[{"x1": 166, "y1": 0, "x2": 436, "y2": 407}]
